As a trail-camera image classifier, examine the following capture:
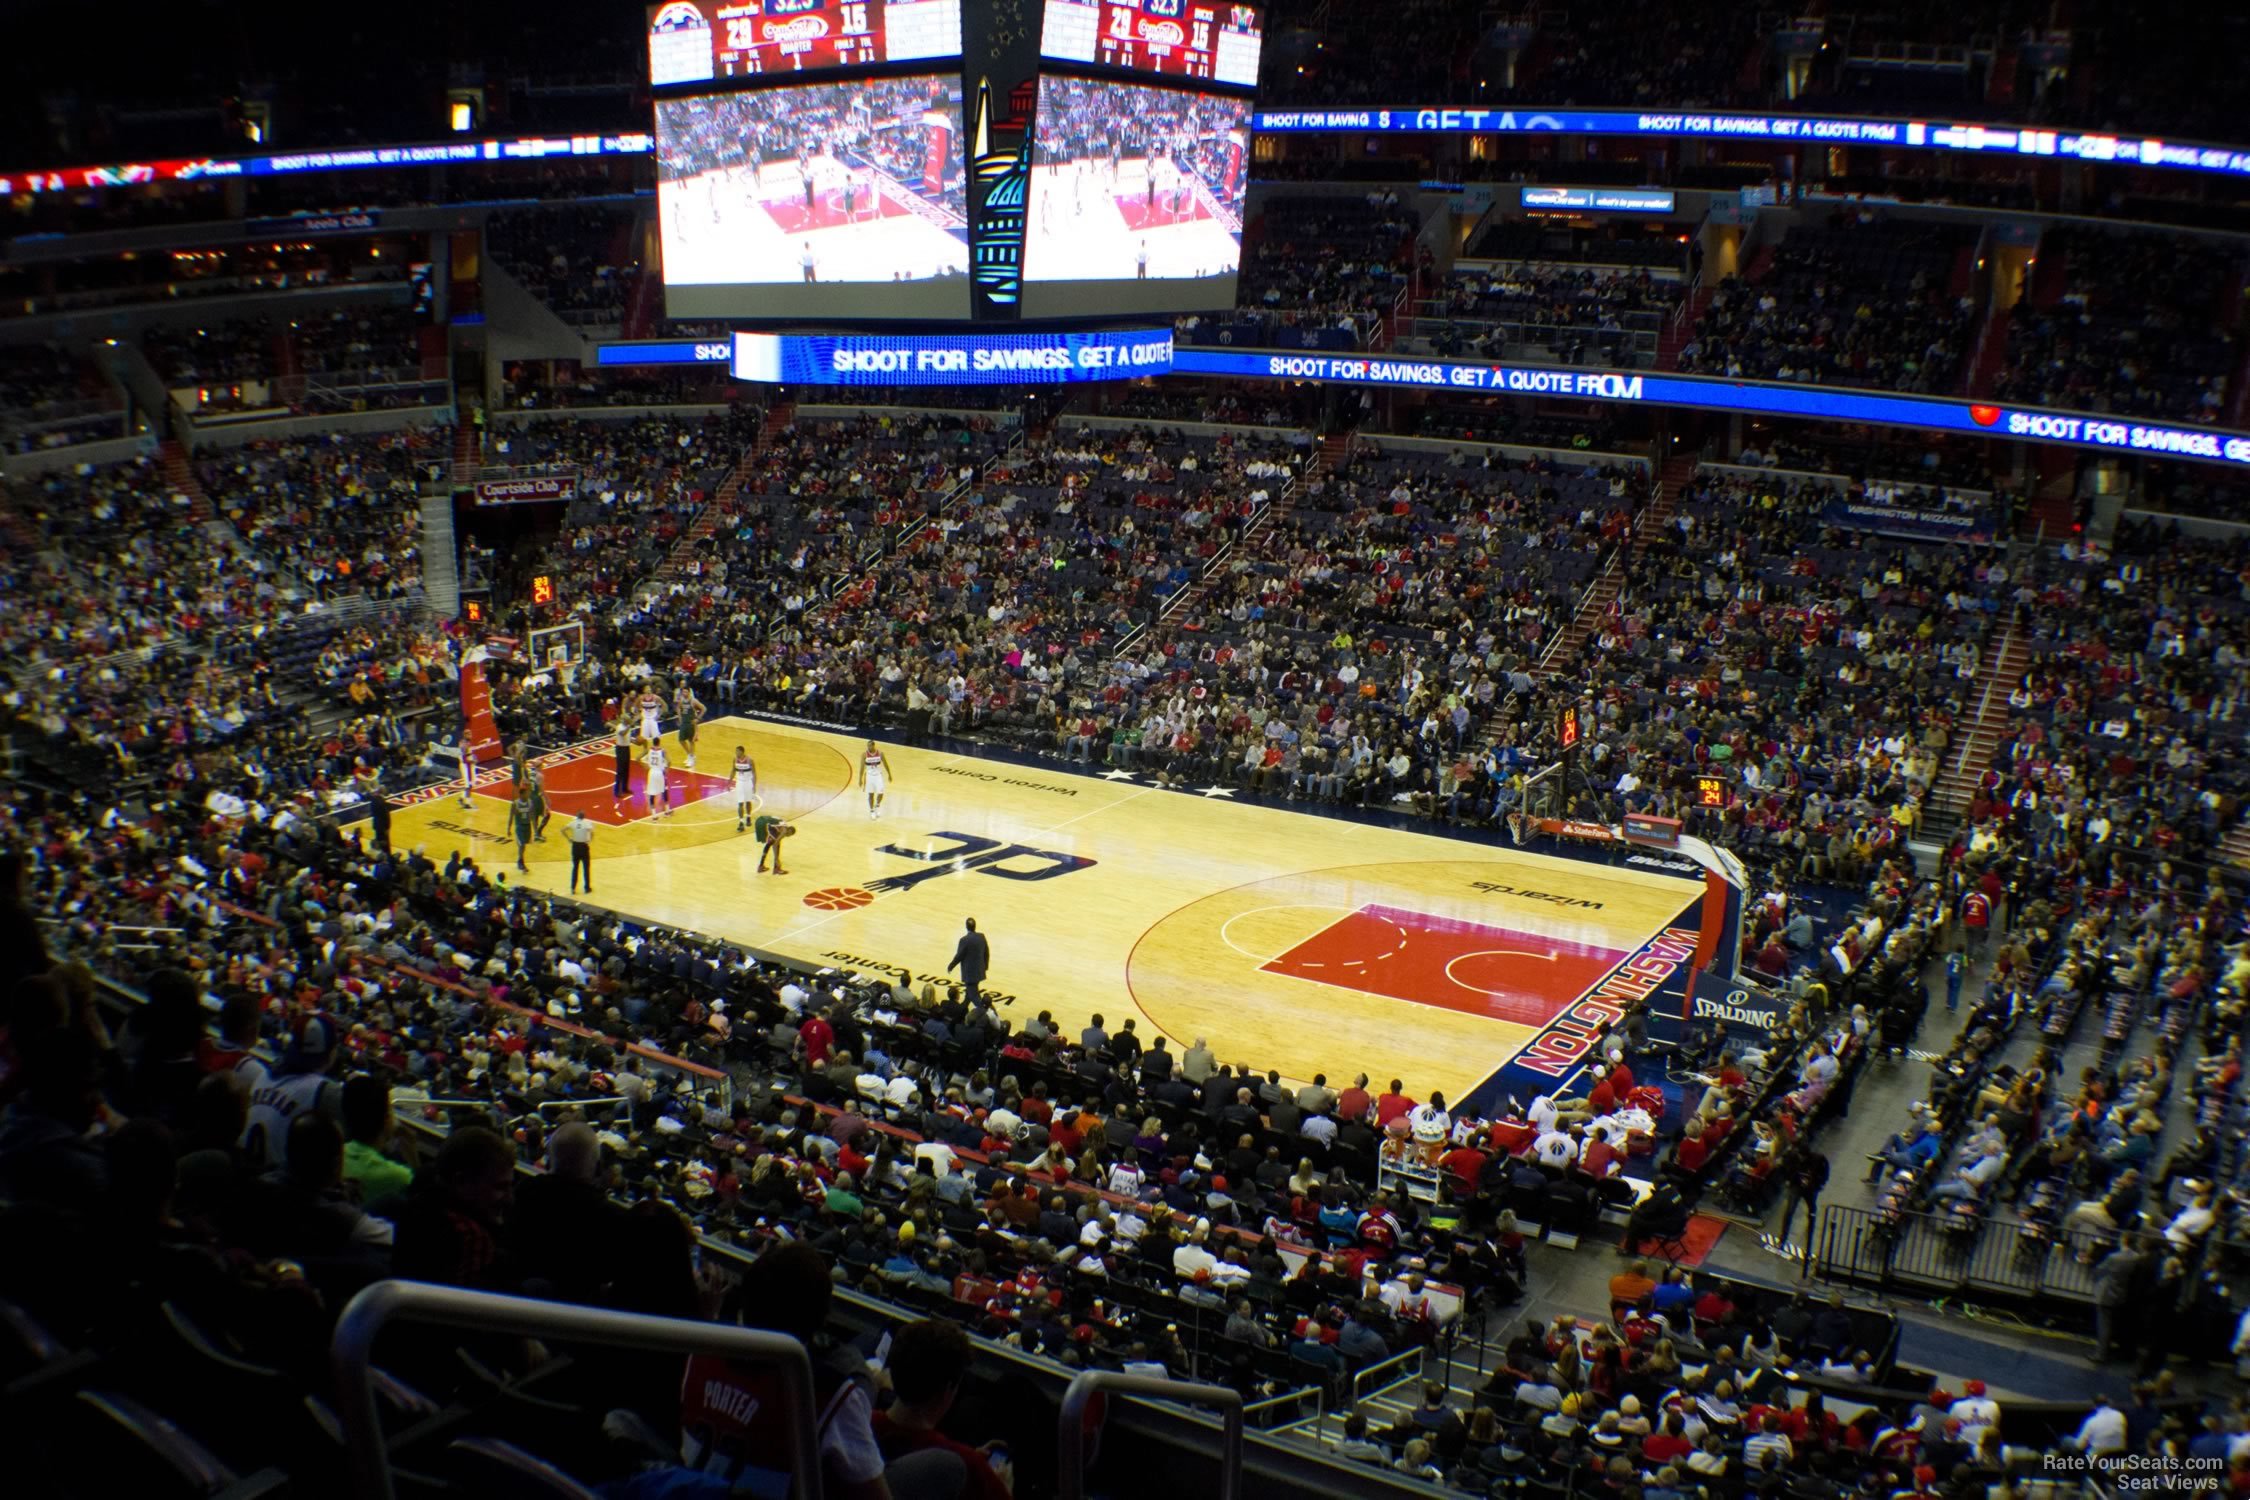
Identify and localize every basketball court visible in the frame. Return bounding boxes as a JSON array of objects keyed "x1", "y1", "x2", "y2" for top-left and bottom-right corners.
[
  {"x1": 658, "y1": 161, "x2": 969, "y2": 285},
  {"x1": 385, "y1": 718, "x2": 1723, "y2": 1105},
  {"x1": 1023, "y1": 158, "x2": 1244, "y2": 283}
]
